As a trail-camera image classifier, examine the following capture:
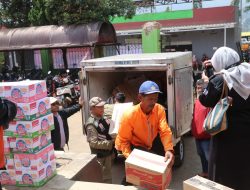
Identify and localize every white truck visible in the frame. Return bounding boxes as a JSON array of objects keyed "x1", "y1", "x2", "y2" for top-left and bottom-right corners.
[{"x1": 80, "y1": 52, "x2": 193, "y2": 166}]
